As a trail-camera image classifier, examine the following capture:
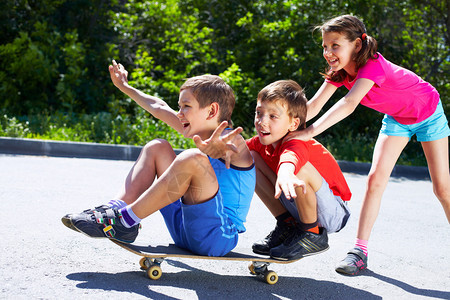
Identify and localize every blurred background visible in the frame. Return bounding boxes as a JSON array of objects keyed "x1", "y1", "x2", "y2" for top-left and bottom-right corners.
[{"x1": 1, "y1": 0, "x2": 448, "y2": 166}]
